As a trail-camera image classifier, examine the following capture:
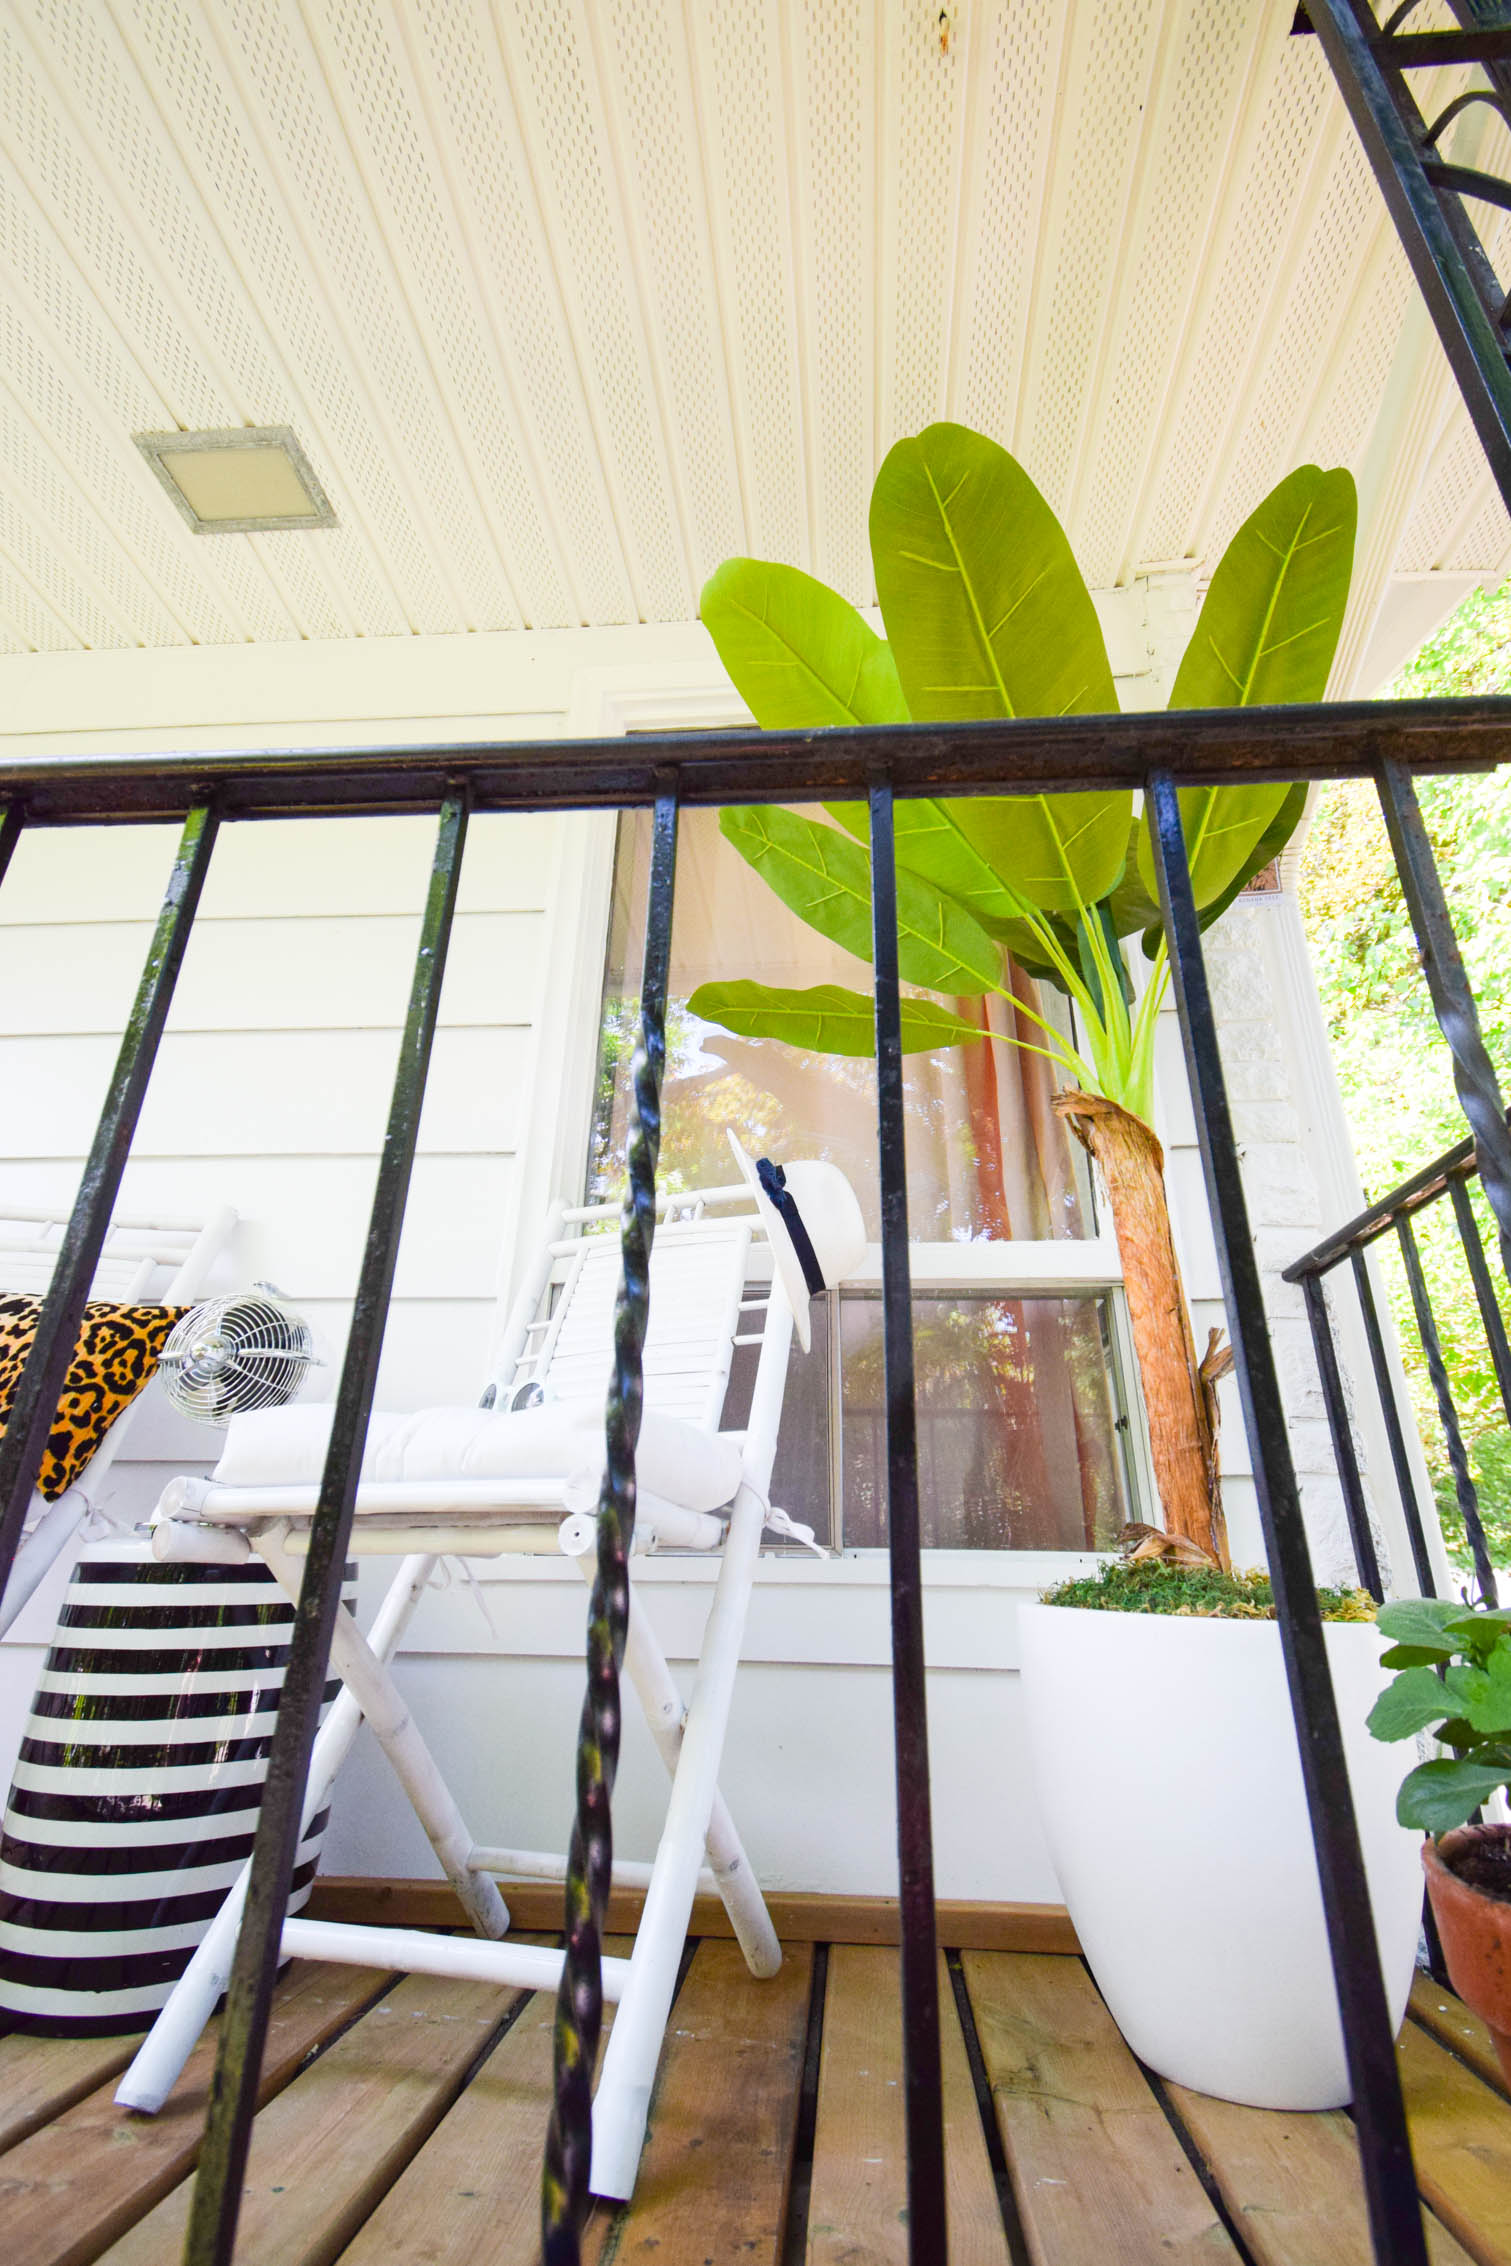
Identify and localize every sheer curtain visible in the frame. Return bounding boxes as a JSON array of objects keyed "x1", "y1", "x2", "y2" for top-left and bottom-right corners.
[{"x1": 590, "y1": 809, "x2": 1126, "y2": 1550}]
